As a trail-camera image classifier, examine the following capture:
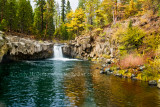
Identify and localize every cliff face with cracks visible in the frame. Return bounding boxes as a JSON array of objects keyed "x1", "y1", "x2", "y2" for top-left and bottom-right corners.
[
  {"x1": 0, "y1": 31, "x2": 8, "y2": 62},
  {"x1": 0, "y1": 31, "x2": 54, "y2": 63},
  {"x1": 62, "y1": 33, "x2": 115, "y2": 63}
]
